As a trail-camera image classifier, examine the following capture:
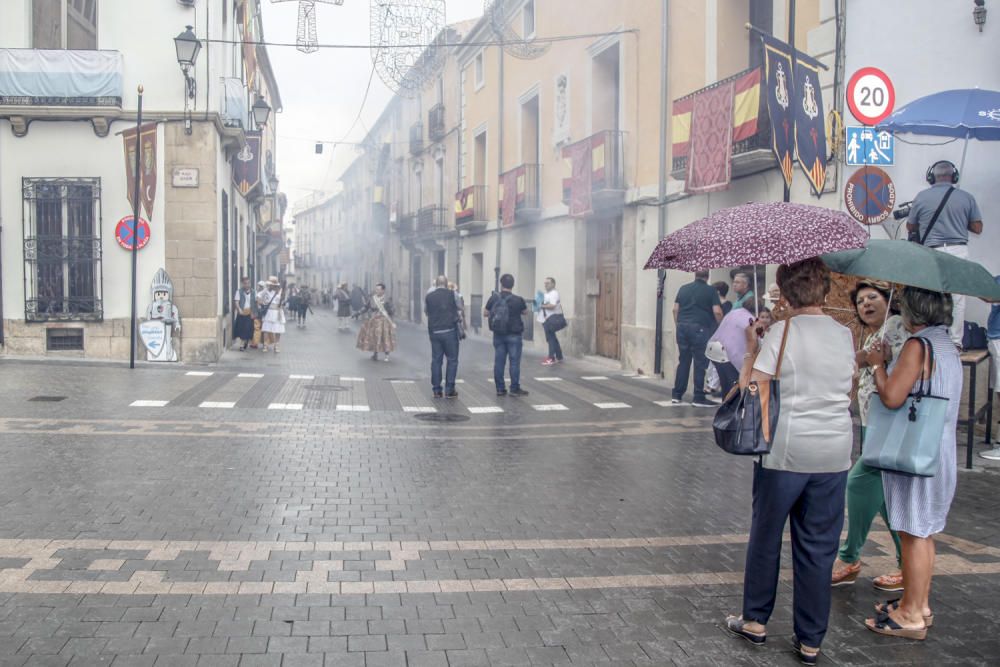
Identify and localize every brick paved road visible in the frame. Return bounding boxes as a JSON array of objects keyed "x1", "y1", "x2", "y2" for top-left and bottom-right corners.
[{"x1": 0, "y1": 310, "x2": 998, "y2": 665}]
